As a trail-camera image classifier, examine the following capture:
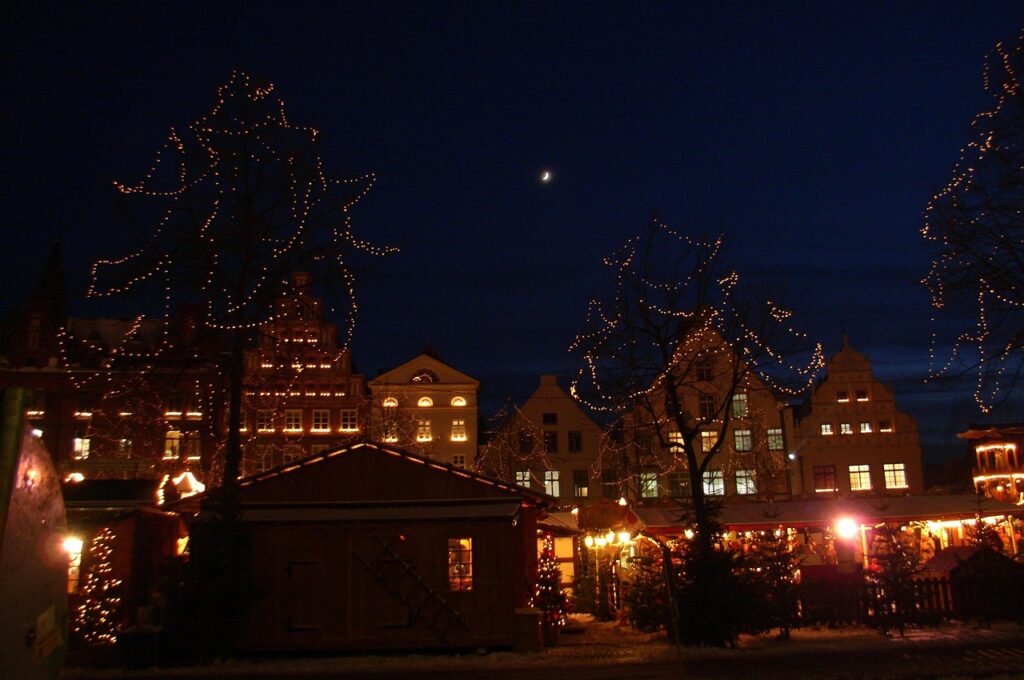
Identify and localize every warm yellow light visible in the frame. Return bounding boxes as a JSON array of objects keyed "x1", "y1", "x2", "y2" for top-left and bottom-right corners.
[
  {"x1": 595, "y1": 536, "x2": 607, "y2": 547},
  {"x1": 617, "y1": 496, "x2": 627, "y2": 506},
  {"x1": 617, "y1": 531, "x2": 631, "y2": 543},
  {"x1": 418, "y1": 396, "x2": 433, "y2": 407},
  {"x1": 65, "y1": 472, "x2": 85, "y2": 483},
  {"x1": 584, "y1": 535, "x2": 594, "y2": 548},
  {"x1": 176, "y1": 537, "x2": 189, "y2": 556},
  {"x1": 63, "y1": 536, "x2": 84, "y2": 555},
  {"x1": 835, "y1": 517, "x2": 859, "y2": 540},
  {"x1": 606, "y1": 530, "x2": 616, "y2": 544},
  {"x1": 684, "y1": 529, "x2": 695, "y2": 540}
]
